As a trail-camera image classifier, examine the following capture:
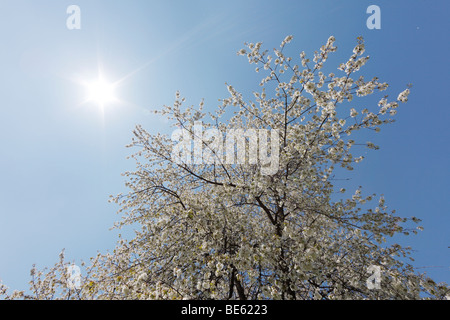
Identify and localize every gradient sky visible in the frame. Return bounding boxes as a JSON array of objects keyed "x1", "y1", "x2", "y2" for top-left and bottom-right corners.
[{"x1": 0, "y1": 0, "x2": 449, "y2": 292}]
